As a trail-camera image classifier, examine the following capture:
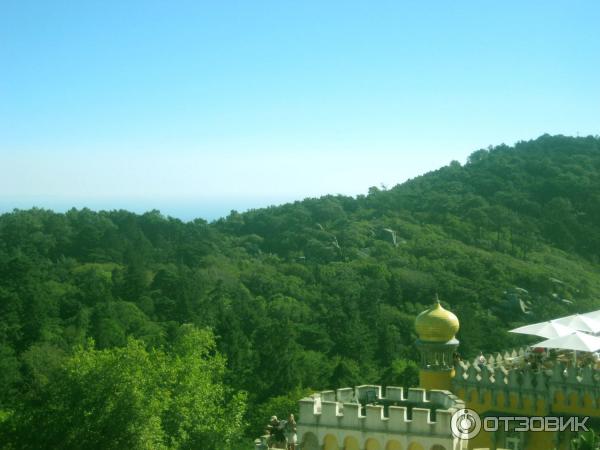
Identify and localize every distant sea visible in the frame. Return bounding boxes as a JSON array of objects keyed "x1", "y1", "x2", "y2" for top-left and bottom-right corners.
[{"x1": 0, "y1": 196, "x2": 302, "y2": 222}]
